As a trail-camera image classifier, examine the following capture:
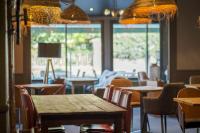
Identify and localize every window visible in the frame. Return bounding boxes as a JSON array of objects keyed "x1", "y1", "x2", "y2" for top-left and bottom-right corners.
[
  {"x1": 31, "y1": 24, "x2": 102, "y2": 80},
  {"x1": 113, "y1": 24, "x2": 160, "y2": 78},
  {"x1": 66, "y1": 24, "x2": 102, "y2": 78},
  {"x1": 31, "y1": 25, "x2": 66, "y2": 80}
]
